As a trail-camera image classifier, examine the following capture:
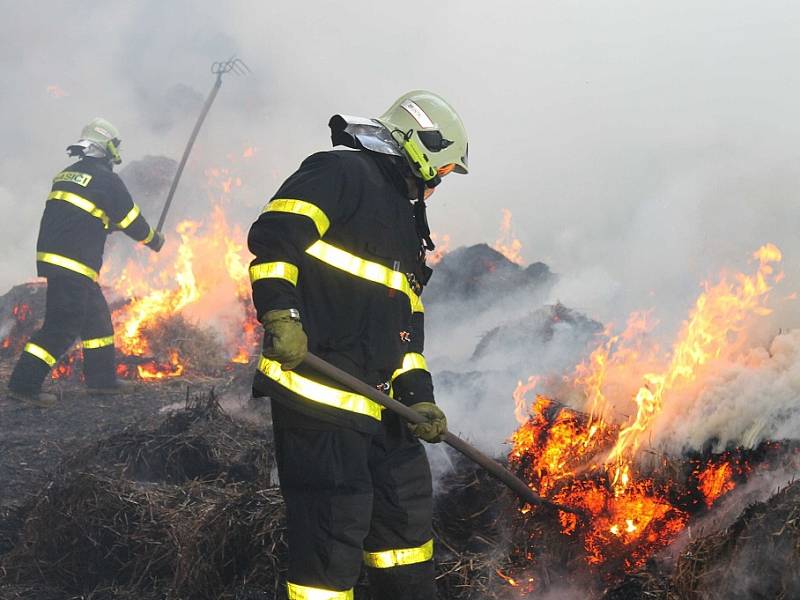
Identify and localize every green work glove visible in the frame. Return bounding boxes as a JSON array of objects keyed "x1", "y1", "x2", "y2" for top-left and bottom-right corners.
[
  {"x1": 262, "y1": 309, "x2": 307, "y2": 370},
  {"x1": 408, "y1": 402, "x2": 447, "y2": 443}
]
